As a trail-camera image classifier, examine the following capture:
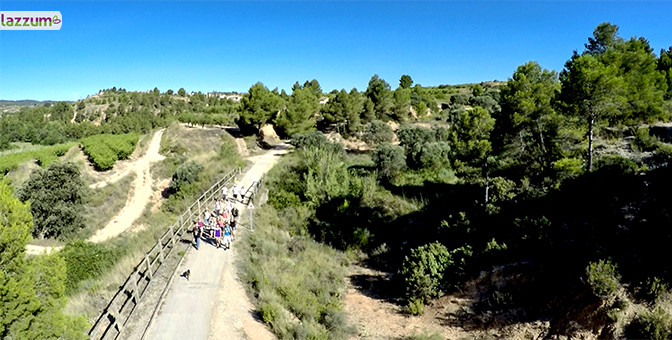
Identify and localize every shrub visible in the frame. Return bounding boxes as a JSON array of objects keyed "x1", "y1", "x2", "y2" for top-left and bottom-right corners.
[
  {"x1": 594, "y1": 155, "x2": 638, "y2": 175},
  {"x1": 399, "y1": 242, "x2": 451, "y2": 303},
  {"x1": 170, "y1": 161, "x2": 204, "y2": 194},
  {"x1": 291, "y1": 131, "x2": 328, "y2": 149},
  {"x1": 632, "y1": 127, "x2": 660, "y2": 152},
  {"x1": 647, "y1": 277, "x2": 670, "y2": 302},
  {"x1": 586, "y1": 259, "x2": 620, "y2": 299},
  {"x1": 405, "y1": 298, "x2": 425, "y2": 316},
  {"x1": 625, "y1": 306, "x2": 672, "y2": 340},
  {"x1": 418, "y1": 142, "x2": 451, "y2": 170},
  {"x1": 291, "y1": 131, "x2": 344, "y2": 155},
  {"x1": 81, "y1": 133, "x2": 139, "y2": 170},
  {"x1": 397, "y1": 125, "x2": 437, "y2": 168},
  {"x1": 61, "y1": 241, "x2": 120, "y2": 295},
  {"x1": 362, "y1": 120, "x2": 394, "y2": 146},
  {"x1": 552, "y1": 157, "x2": 584, "y2": 184},
  {"x1": 372, "y1": 143, "x2": 406, "y2": 180}
]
